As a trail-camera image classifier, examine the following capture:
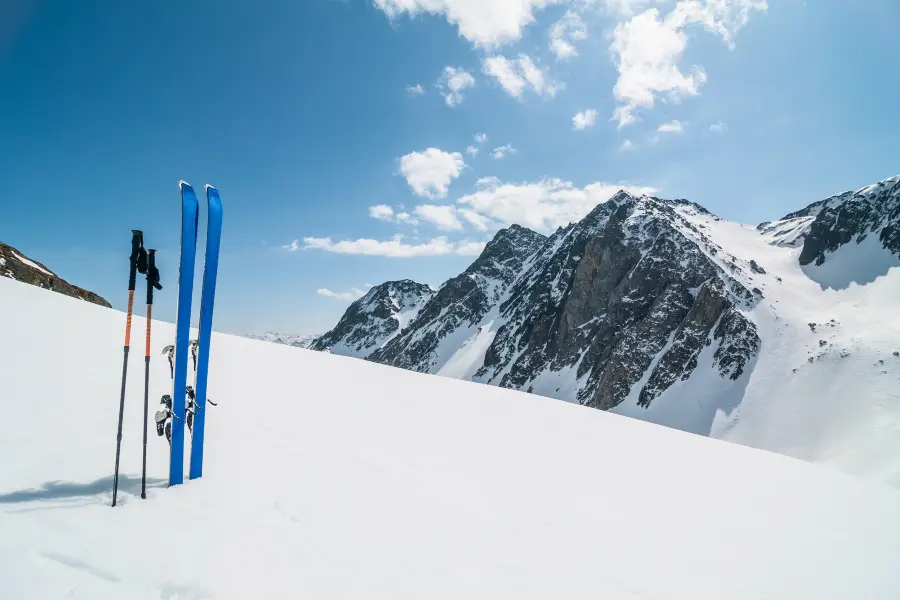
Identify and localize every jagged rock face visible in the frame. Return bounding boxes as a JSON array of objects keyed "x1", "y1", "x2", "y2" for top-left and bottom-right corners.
[
  {"x1": 761, "y1": 175, "x2": 900, "y2": 263},
  {"x1": 474, "y1": 193, "x2": 759, "y2": 411},
  {"x1": 0, "y1": 241, "x2": 110, "y2": 307},
  {"x1": 371, "y1": 225, "x2": 547, "y2": 372},
  {"x1": 311, "y1": 280, "x2": 434, "y2": 358},
  {"x1": 797, "y1": 175, "x2": 900, "y2": 266}
]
